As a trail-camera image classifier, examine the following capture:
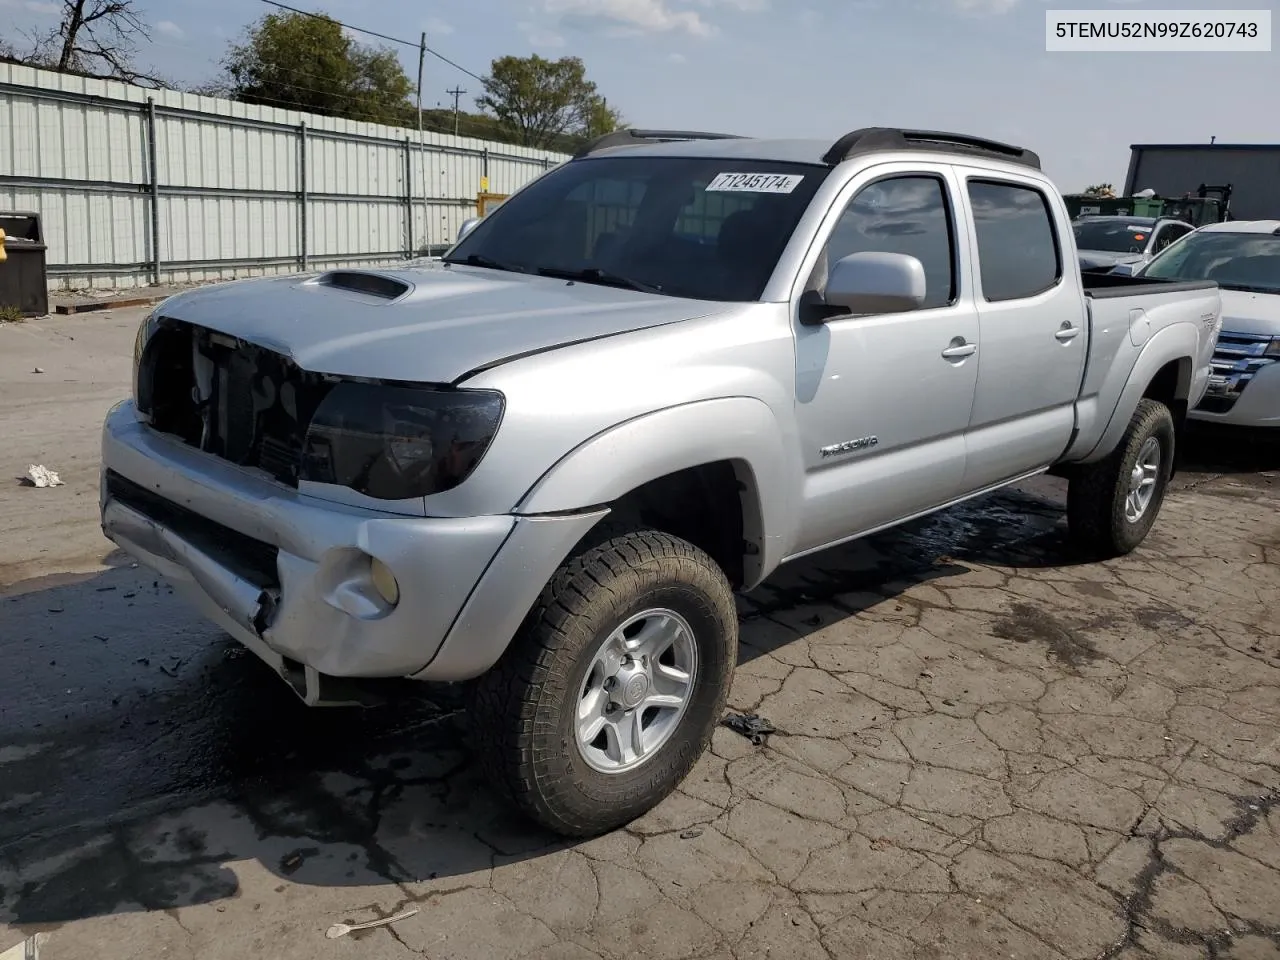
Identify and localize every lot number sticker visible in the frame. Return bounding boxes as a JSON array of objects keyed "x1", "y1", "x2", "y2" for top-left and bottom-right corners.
[{"x1": 705, "y1": 172, "x2": 804, "y2": 194}]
